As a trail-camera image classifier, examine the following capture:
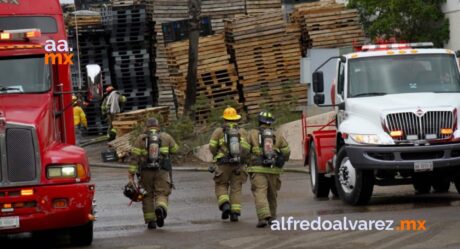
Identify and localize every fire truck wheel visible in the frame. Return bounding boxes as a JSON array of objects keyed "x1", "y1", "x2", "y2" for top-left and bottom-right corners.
[
  {"x1": 335, "y1": 146, "x2": 374, "y2": 205},
  {"x1": 309, "y1": 142, "x2": 331, "y2": 198},
  {"x1": 70, "y1": 221, "x2": 93, "y2": 246},
  {"x1": 431, "y1": 174, "x2": 451, "y2": 193},
  {"x1": 413, "y1": 173, "x2": 431, "y2": 194}
]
